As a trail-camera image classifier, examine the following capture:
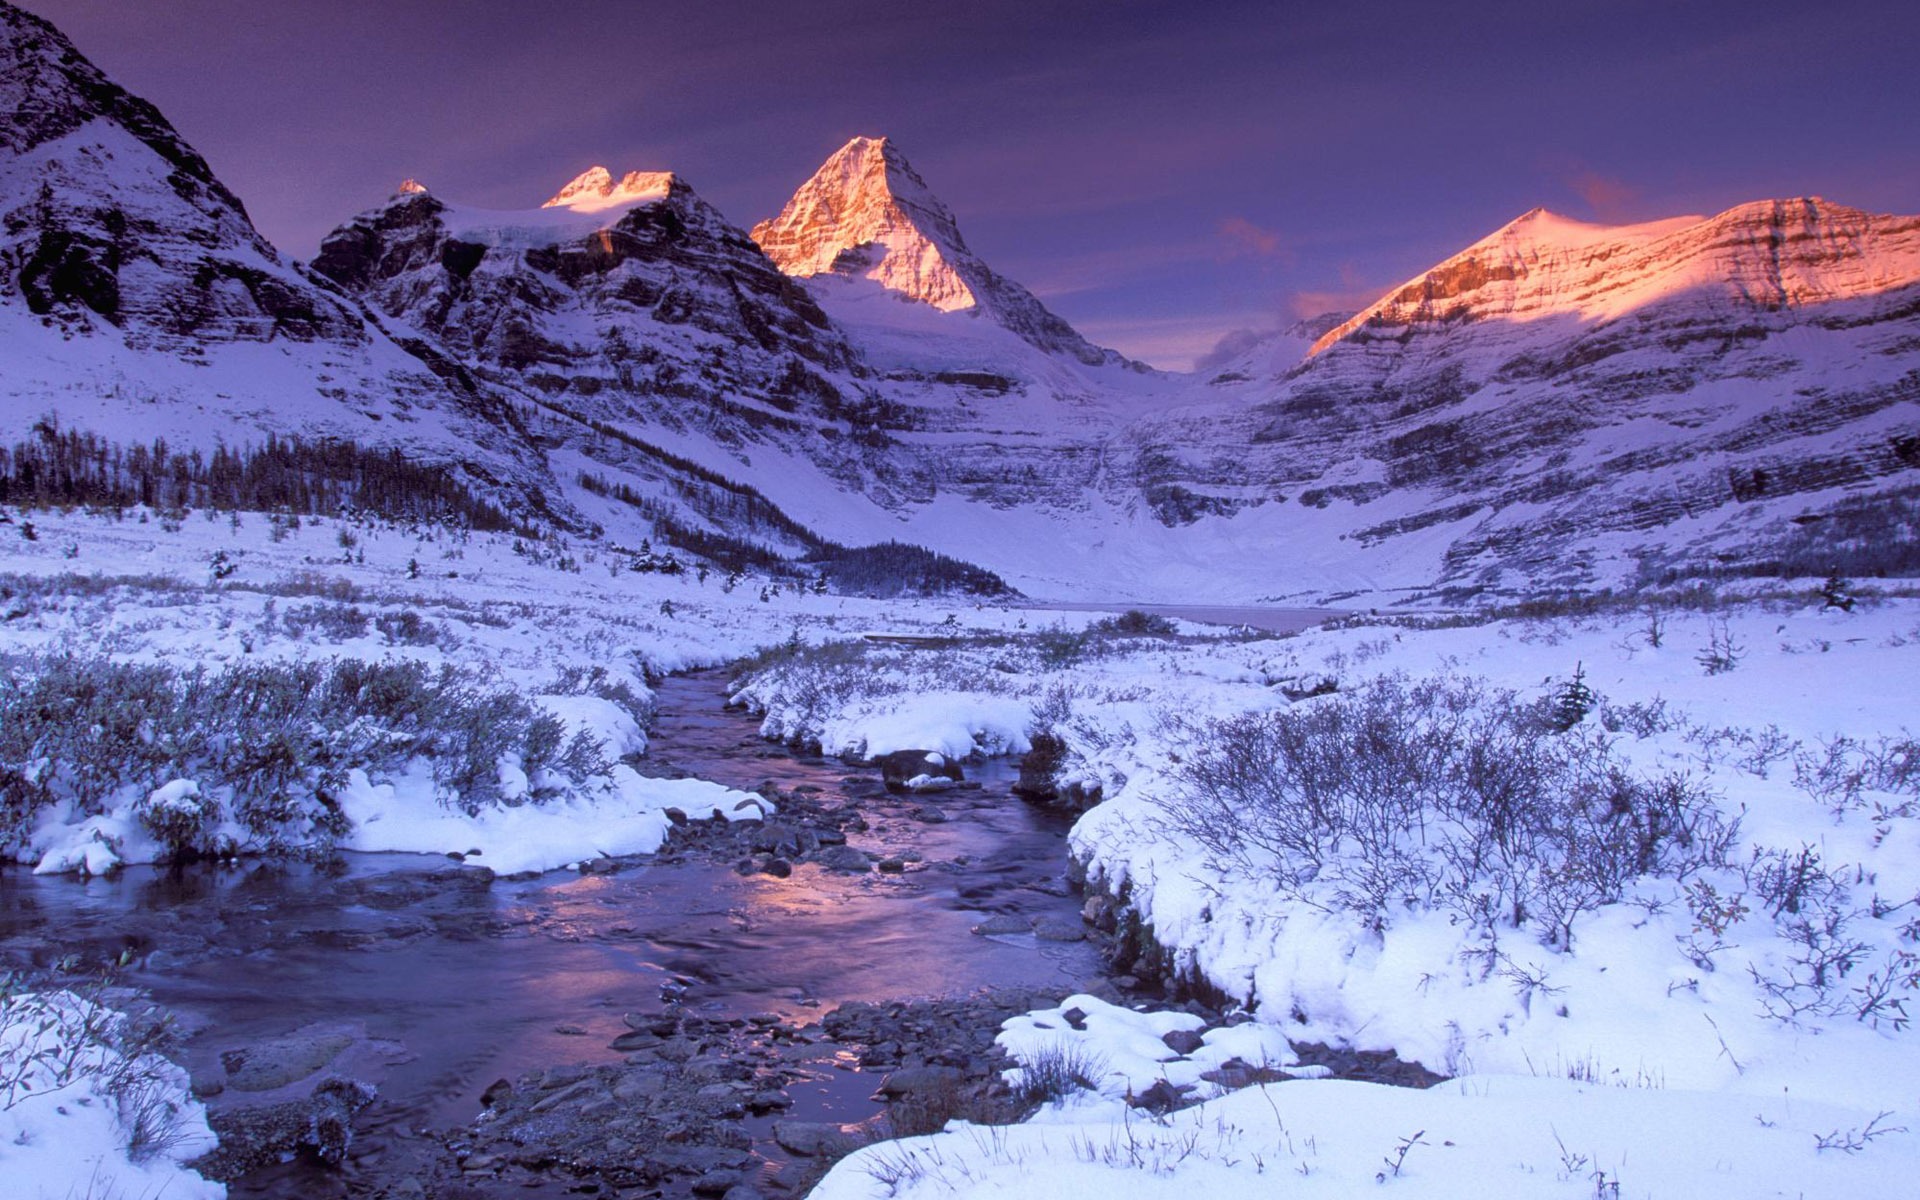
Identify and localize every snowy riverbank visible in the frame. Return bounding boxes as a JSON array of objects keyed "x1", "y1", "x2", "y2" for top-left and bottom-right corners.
[{"x1": 741, "y1": 592, "x2": 1920, "y2": 1198}]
